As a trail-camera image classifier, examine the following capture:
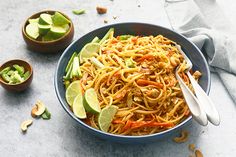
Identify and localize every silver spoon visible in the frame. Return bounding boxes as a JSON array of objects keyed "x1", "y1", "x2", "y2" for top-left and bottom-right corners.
[{"x1": 176, "y1": 45, "x2": 220, "y2": 126}]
